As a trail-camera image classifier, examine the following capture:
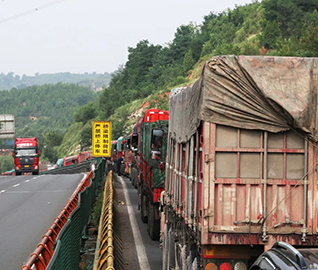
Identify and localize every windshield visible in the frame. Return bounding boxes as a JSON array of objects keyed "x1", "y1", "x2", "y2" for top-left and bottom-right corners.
[
  {"x1": 16, "y1": 148, "x2": 37, "y2": 157},
  {"x1": 151, "y1": 129, "x2": 163, "y2": 149}
]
